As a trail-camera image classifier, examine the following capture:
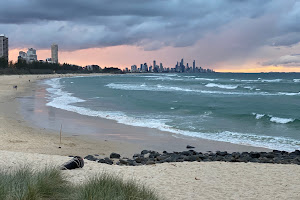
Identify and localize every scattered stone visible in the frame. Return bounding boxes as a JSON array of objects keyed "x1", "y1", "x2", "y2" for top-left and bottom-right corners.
[
  {"x1": 119, "y1": 159, "x2": 129, "y2": 165},
  {"x1": 186, "y1": 145, "x2": 195, "y2": 149},
  {"x1": 84, "y1": 155, "x2": 98, "y2": 161},
  {"x1": 110, "y1": 153, "x2": 121, "y2": 159},
  {"x1": 141, "y1": 150, "x2": 150, "y2": 155},
  {"x1": 104, "y1": 157, "x2": 113, "y2": 165}
]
